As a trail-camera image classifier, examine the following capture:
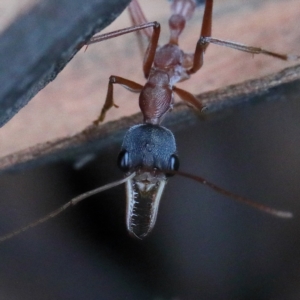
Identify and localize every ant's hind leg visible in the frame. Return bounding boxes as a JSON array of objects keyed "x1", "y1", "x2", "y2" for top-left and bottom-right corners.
[
  {"x1": 86, "y1": 20, "x2": 160, "y2": 81},
  {"x1": 198, "y1": 37, "x2": 300, "y2": 61},
  {"x1": 128, "y1": 0, "x2": 153, "y2": 60},
  {"x1": 142, "y1": 22, "x2": 160, "y2": 79},
  {"x1": 188, "y1": 0, "x2": 213, "y2": 75},
  {"x1": 128, "y1": 0, "x2": 152, "y2": 39},
  {"x1": 188, "y1": 0, "x2": 298, "y2": 69},
  {"x1": 94, "y1": 76, "x2": 143, "y2": 125},
  {"x1": 173, "y1": 86, "x2": 204, "y2": 111}
]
